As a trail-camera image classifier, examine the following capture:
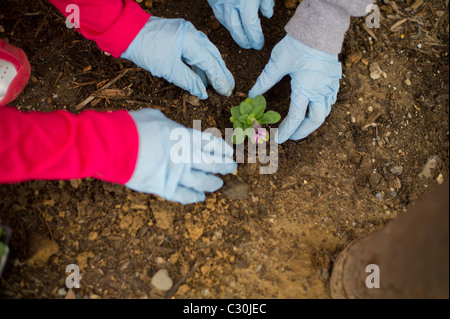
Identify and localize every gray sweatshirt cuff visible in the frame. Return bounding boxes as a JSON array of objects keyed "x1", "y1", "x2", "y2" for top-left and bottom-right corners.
[{"x1": 285, "y1": 0, "x2": 374, "y2": 54}]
